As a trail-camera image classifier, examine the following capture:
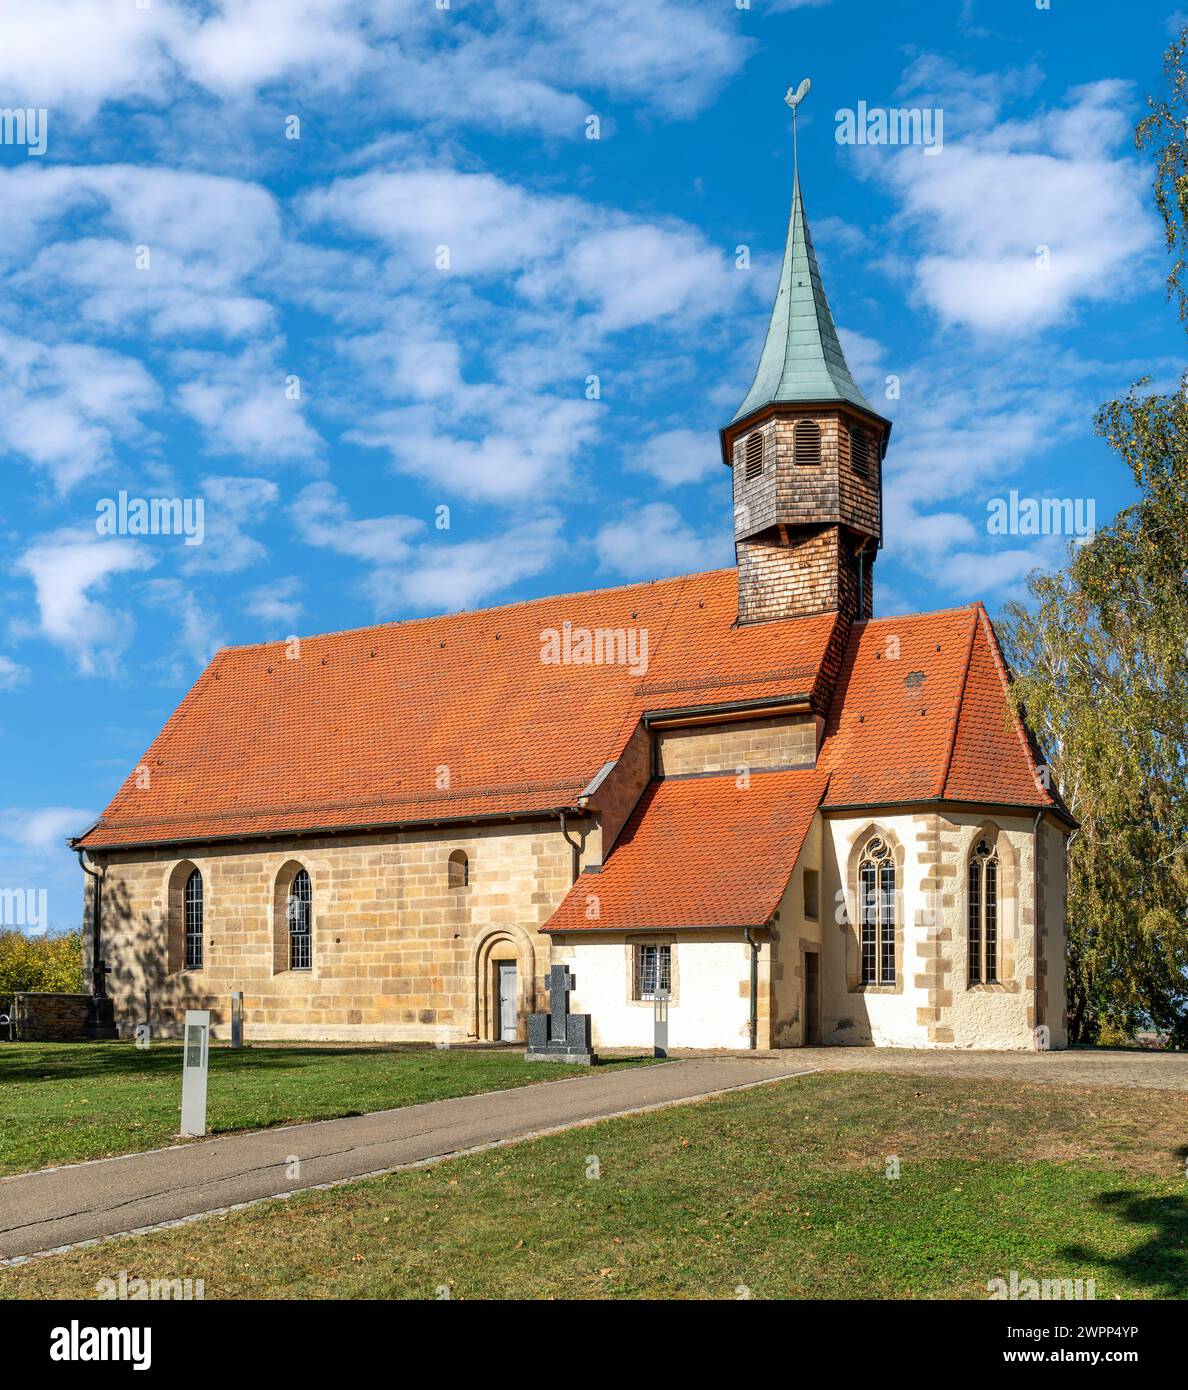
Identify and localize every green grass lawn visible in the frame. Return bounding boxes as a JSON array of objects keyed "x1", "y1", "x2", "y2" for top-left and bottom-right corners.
[
  {"x1": 0, "y1": 1041, "x2": 654, "y2": 1176},
  {"x1": 4, "y1": 1071, "x2": 1185, "y2": 1300}
]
